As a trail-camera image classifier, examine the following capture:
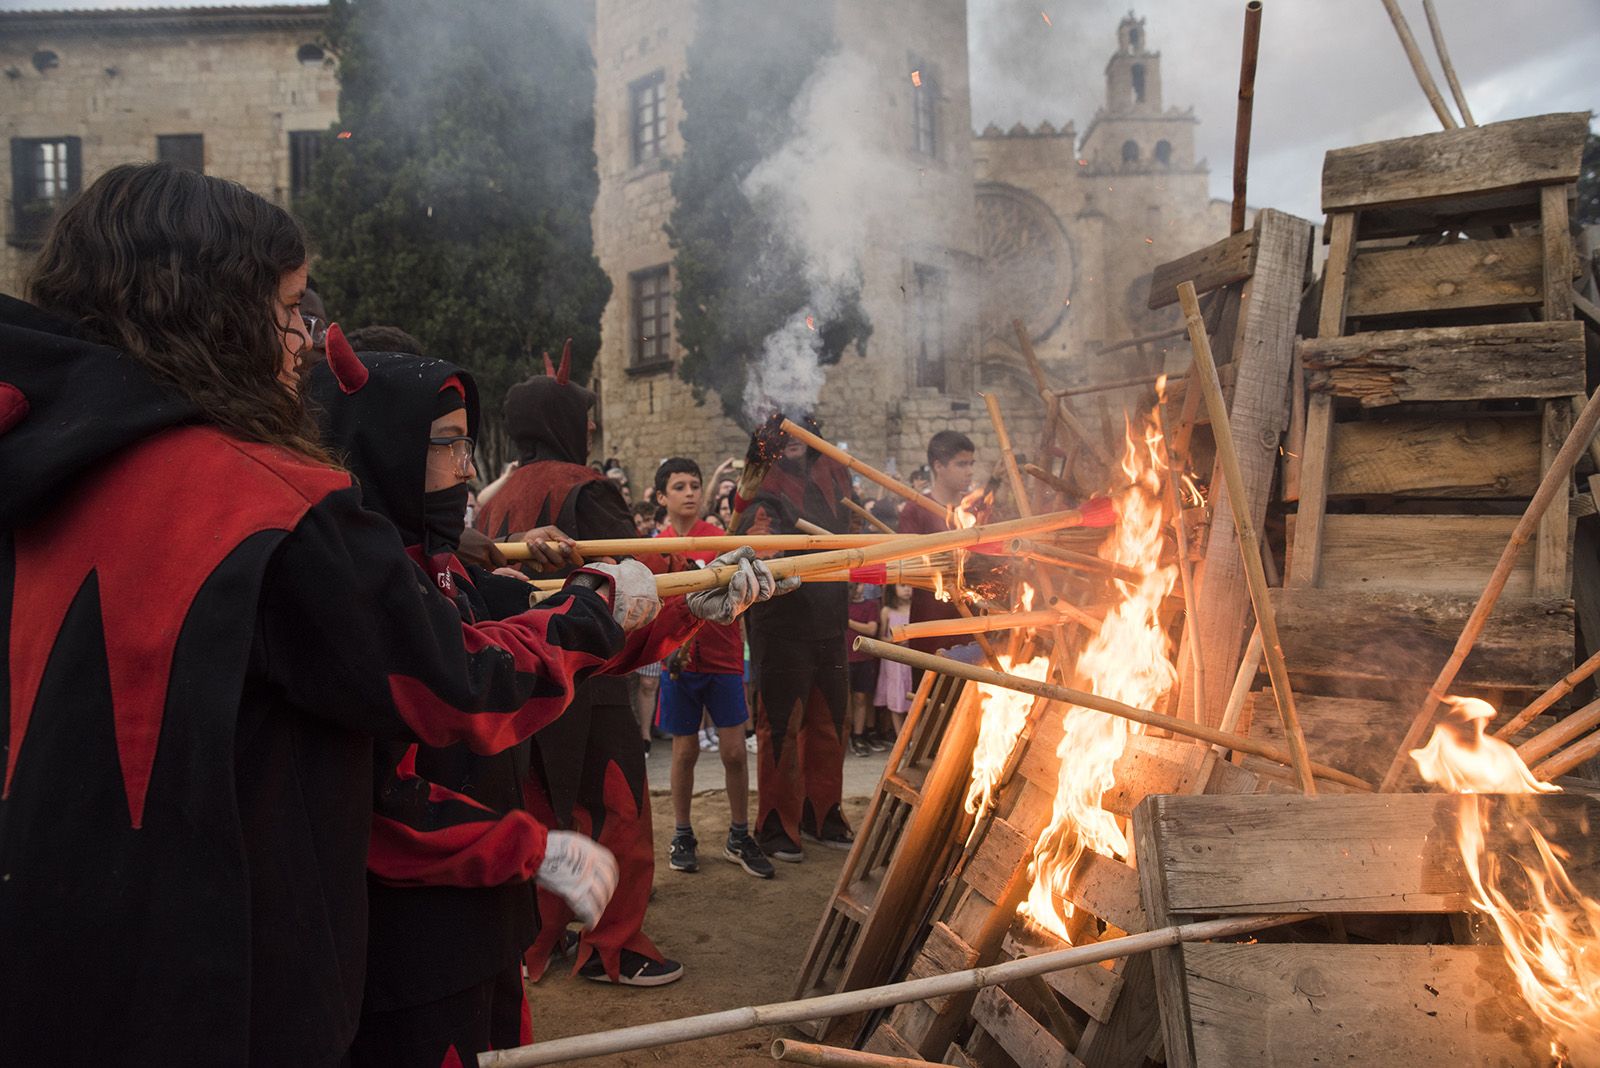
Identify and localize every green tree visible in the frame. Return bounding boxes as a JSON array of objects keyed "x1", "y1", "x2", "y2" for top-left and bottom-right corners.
[
  {"x1": 299, "y1": 0, "x2": 610, "y2": 466},
  {"x1": 667, "y1": 2, "x2": 871, "y2": 425},
  {"x1": 1577, "y1": 131, "x2": 1599, "y2": 228}
]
